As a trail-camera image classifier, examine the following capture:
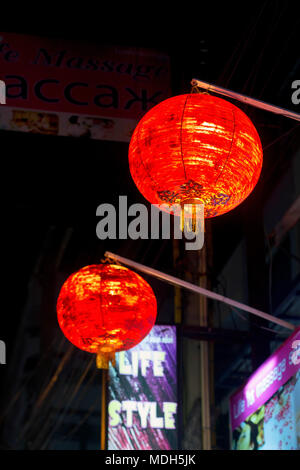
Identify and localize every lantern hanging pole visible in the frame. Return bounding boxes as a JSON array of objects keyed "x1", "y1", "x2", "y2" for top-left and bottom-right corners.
[
  {"x1": 100, "y1": 368, "x2": 108, "y2": 450},
  {"x1": 104, "y1": 251, "x2": 295, "y2": 331},
  {"x1": 191, "y1": 79, "x2": 300, "y2": 122}
]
